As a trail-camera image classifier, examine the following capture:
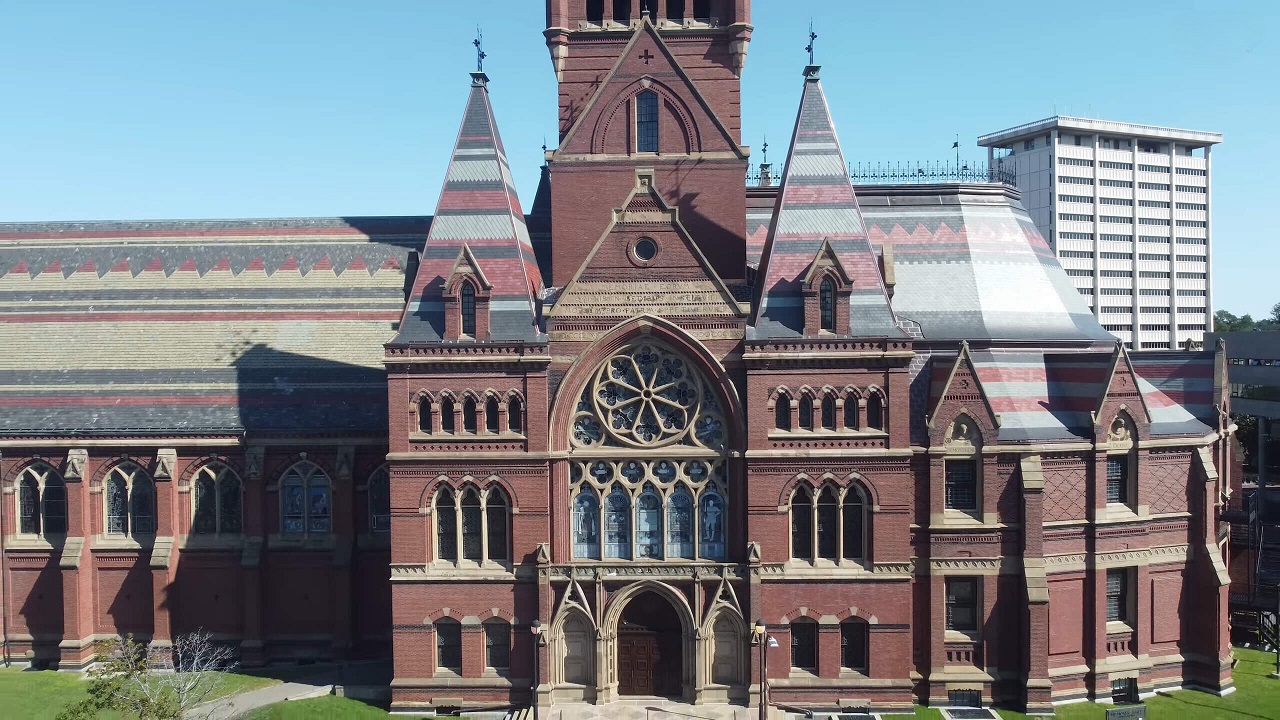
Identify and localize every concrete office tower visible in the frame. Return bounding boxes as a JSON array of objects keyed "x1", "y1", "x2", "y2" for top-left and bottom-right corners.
[{"x1": 978, "y1": 118, "x2": 1221, "y2": 350}]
